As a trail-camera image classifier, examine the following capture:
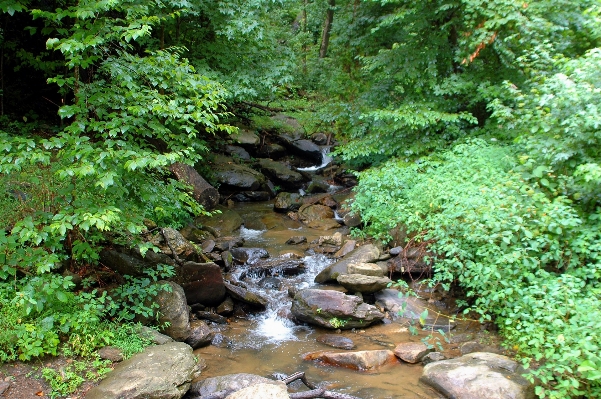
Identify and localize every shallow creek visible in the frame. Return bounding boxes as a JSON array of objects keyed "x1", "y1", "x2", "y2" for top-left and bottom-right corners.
[{"x1": 193, "y1": 201, "x2": 463, "y2": 398}]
